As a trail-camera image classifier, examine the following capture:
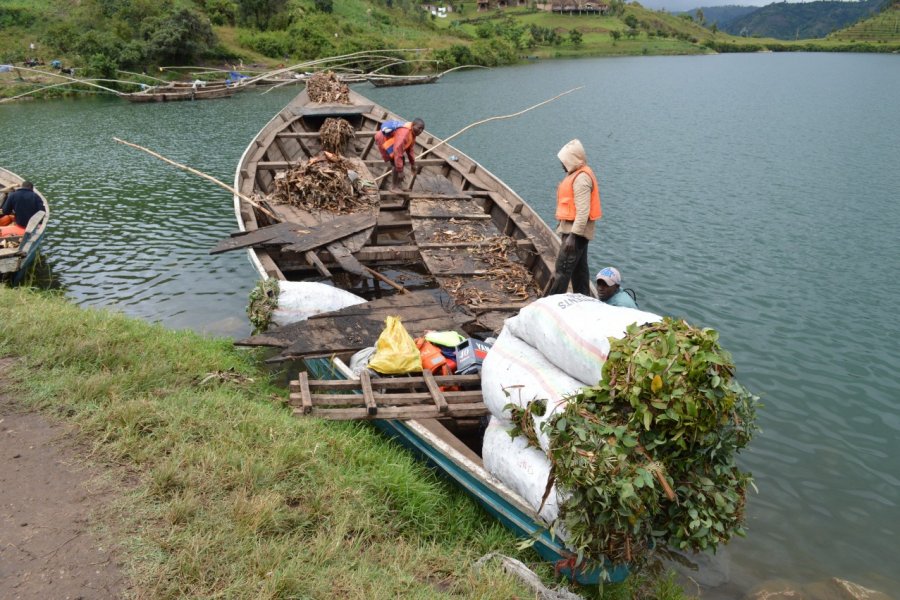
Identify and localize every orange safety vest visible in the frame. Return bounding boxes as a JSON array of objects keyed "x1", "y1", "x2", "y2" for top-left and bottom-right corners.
[
  {"x1": 555, "y1": 165, "x2": 601, "y2": 221},
  {"x1": 381, "y1": 122, "x2": 415, "y2": 156}
]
